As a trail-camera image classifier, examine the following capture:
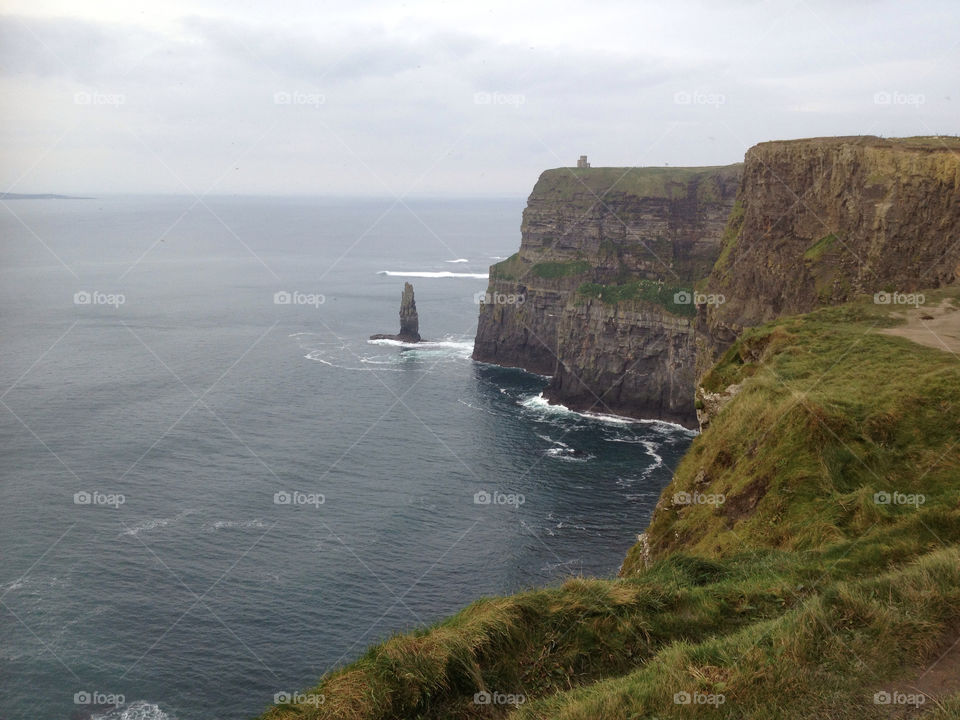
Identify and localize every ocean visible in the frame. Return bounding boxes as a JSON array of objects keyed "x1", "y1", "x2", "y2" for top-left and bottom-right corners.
[{"x1": 0, "y1": 196, "x2": 693, "y2": 720}]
